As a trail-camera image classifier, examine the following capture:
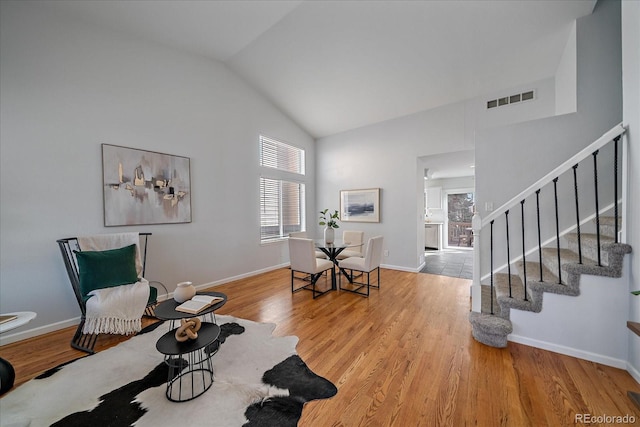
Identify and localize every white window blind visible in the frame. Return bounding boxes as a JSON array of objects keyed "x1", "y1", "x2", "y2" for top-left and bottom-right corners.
[
  {"x1": 260, "y1": 136, "x2": 305, "y2": 175},
  {"x1": 260, "y1": 178, "x2": 305, "y2": 242},
  {"x1": 259, "y1": 136, "x2": 306, "y2": 242}
]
